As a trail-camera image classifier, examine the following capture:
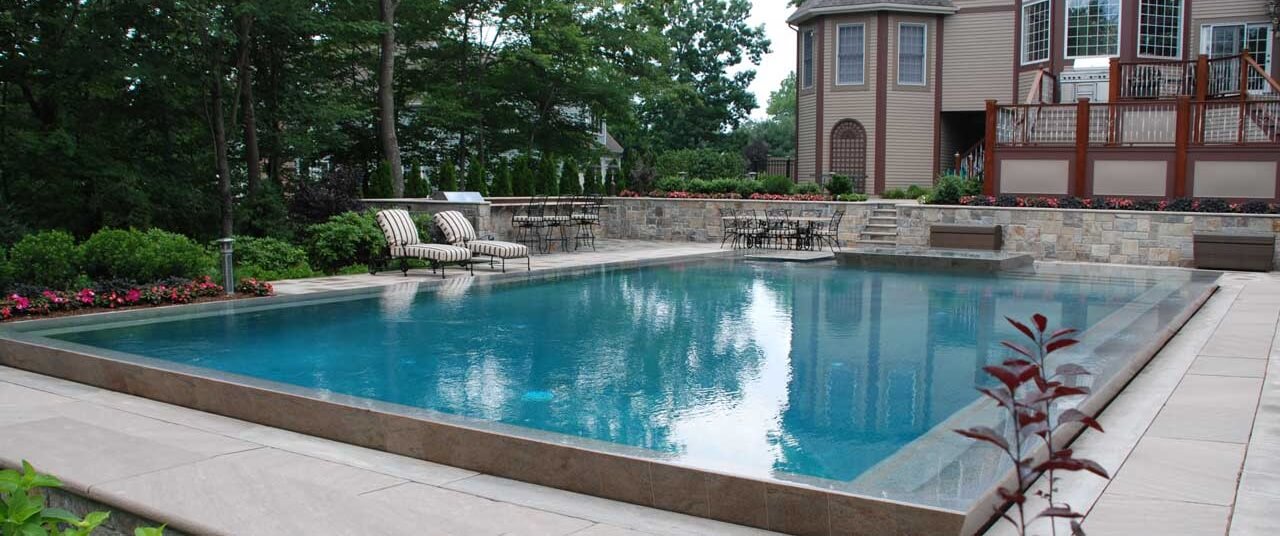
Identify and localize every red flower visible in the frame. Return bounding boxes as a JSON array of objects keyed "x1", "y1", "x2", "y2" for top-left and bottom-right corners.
[
  {"x1": 0, "y1": 307, "x2": 10, "y2": 320},
  {"x1": 125, "y1": 289, "x2": 141, "y2": 303},
  {"x1": 10, "y1": 295, "x2": 30, "y2": 311},
  {"x1": 76, "y1": 289, "x2": 95, "y2": 305}
]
